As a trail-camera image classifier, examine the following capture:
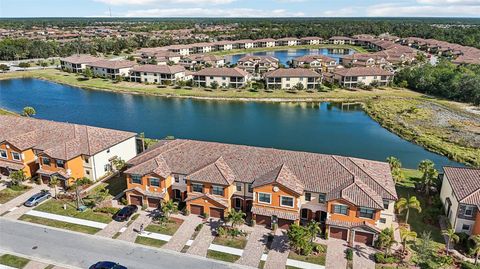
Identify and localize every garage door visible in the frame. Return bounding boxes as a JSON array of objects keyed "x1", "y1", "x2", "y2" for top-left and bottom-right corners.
[
  {"x1": 190, "y1": 205, "x2": 204, "y2": 215},
  {"x1": 354, "y1": 231, "x2": 374, "y2": 246},
  {"x1": 278, "y1": 219, "x2": 294, "y2": 229},
  {"x1": 148, "y1": 198, "x2": 161, "y2": 208},
  {"x1": 330, "y1": 227, "x2": 348, "y2": 240},
  {"x1": 210, "y1": 208, "x2": 224, "y2": 219},
  {"x1": 130, "y1": 195, "x2": 143, "y2": 206},
  {"x1": 256, "y1": 215, "x2": 271, "y2": 227}
]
